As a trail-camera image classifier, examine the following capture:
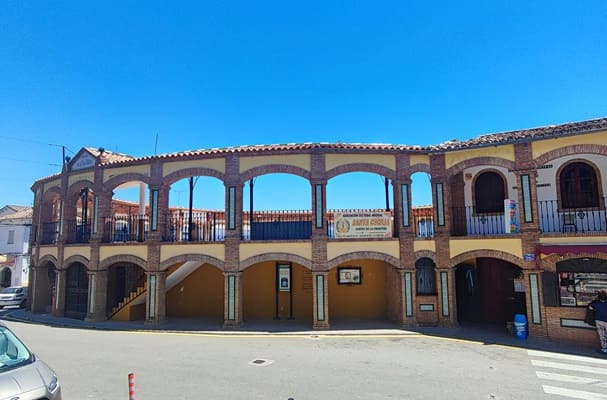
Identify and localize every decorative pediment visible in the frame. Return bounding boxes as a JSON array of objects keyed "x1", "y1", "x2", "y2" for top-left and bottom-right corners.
[{"x1": 68, "y1": 148, "x2": 98, "y2": 172}]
